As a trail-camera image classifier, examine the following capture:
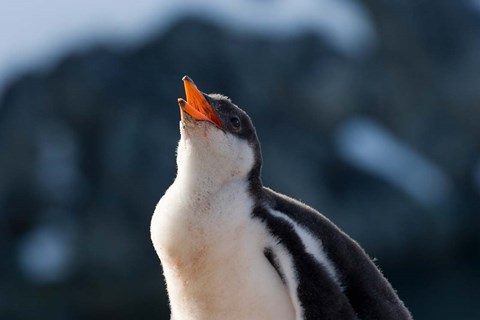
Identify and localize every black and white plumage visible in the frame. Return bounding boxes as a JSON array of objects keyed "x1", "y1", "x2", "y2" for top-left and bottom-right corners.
[{"x1": 151, "y1": 76, "x2": 412, "y2": 320}]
